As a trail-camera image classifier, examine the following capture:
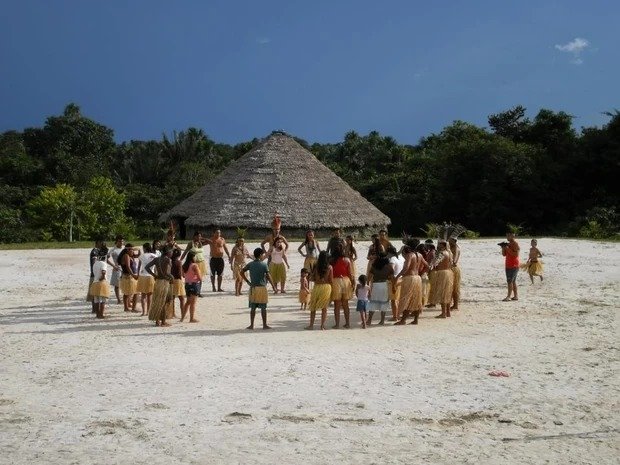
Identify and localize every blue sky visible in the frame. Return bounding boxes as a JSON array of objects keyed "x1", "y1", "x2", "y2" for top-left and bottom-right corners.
[{"x1": 1, "y1": 0, "x2": 616, "y2": 144}]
